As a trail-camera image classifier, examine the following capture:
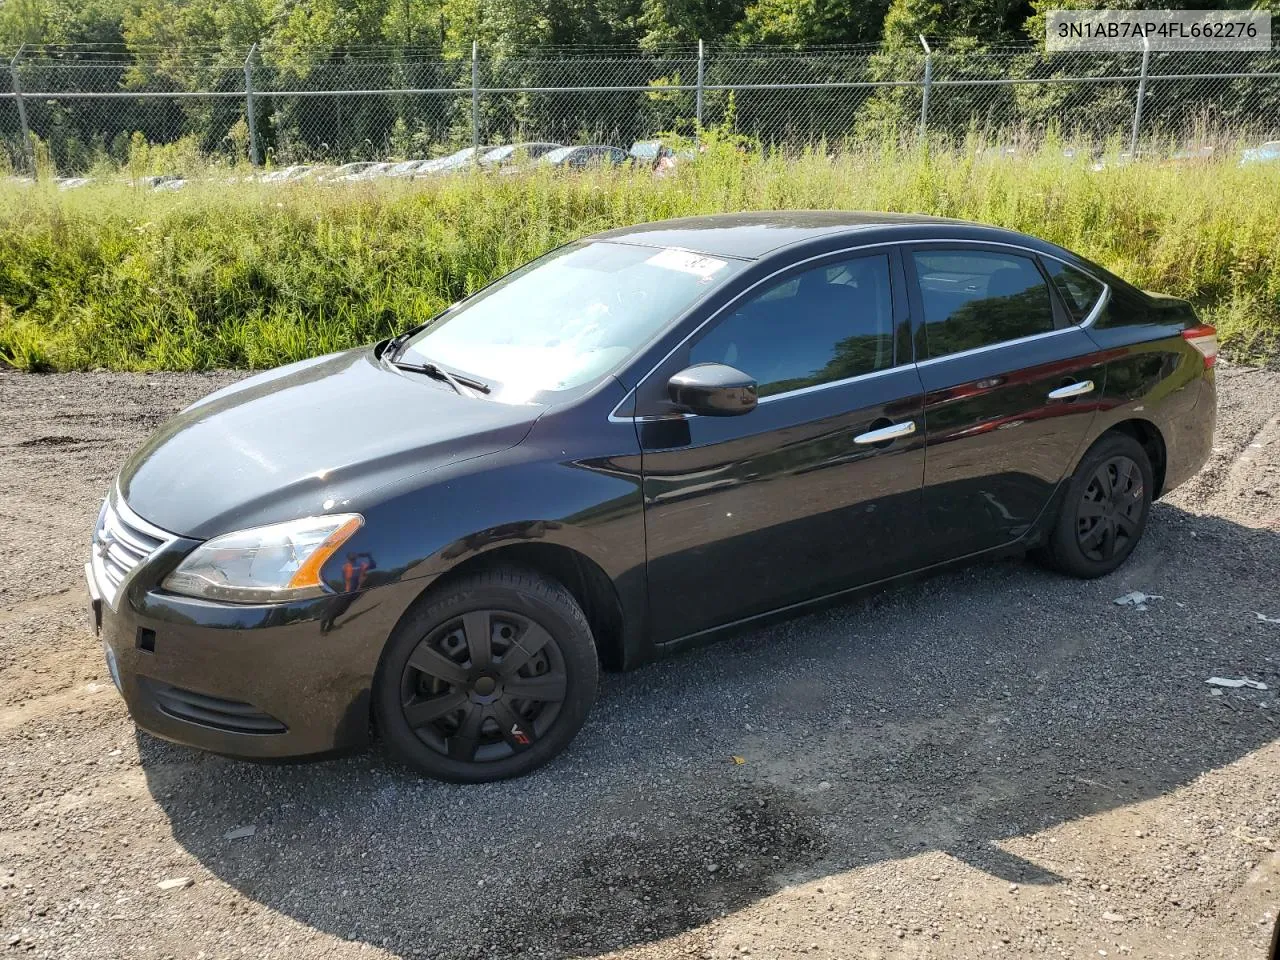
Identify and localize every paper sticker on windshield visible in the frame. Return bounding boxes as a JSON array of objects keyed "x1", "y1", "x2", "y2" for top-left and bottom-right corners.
[{"x1": 646, "y1": 248, "x2": 728, "y2": 280}]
